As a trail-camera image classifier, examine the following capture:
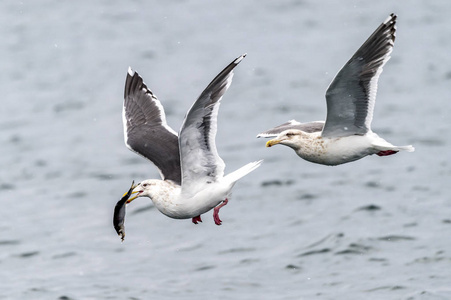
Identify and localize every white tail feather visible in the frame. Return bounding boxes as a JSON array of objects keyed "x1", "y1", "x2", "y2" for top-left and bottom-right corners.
[
  {"x1": 395, "y1": 145, "x2": 415, "y2": 152},
  {"x1": 224, "y1": 160, "x2": 263, "y2": 184}
]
